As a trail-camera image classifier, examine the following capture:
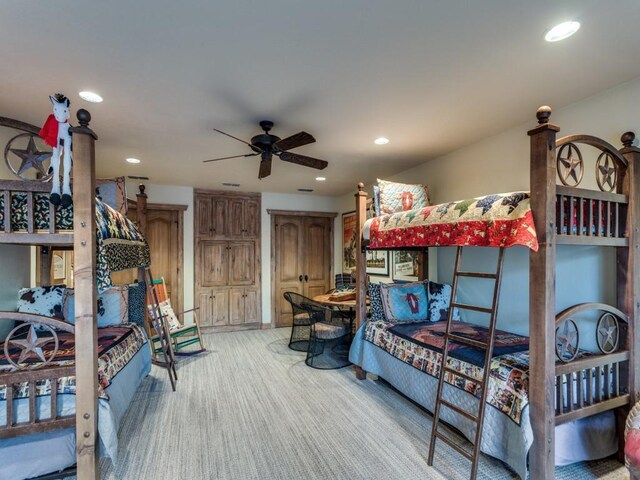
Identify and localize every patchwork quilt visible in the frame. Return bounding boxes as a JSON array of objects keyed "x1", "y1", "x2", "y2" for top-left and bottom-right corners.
[
  {"x1": 0, "y1": 194, "x2": 150, "y2": 291},
  {"x1": 364, "y1": 320, "x2": 530, "y2": 424},
  {"x1": 366, "y1": 191, "x2": 538, "y2": 251},
  {"x1": 0, "y1": 324, "x2": 148, "y2": 402}
]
